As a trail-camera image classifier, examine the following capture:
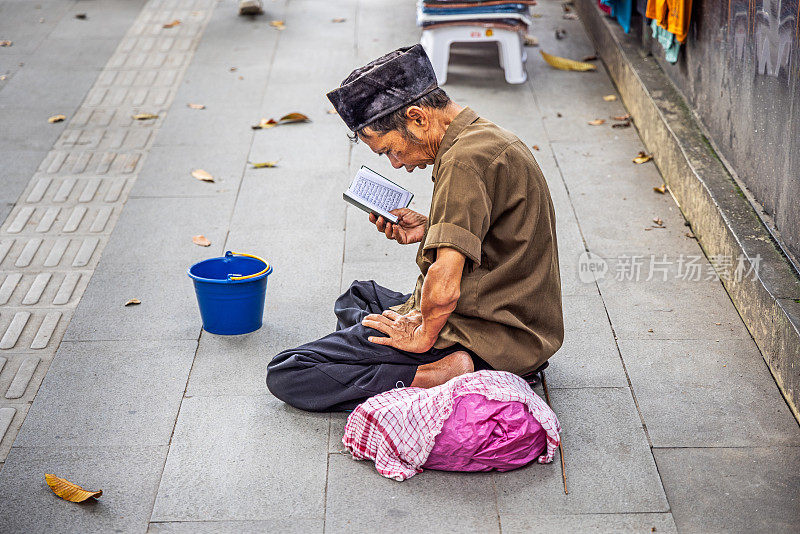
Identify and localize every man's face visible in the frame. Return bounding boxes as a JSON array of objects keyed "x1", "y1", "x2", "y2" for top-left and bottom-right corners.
[{"x1": 358, "y1": 128, "x2": 433, "y2": 173}]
